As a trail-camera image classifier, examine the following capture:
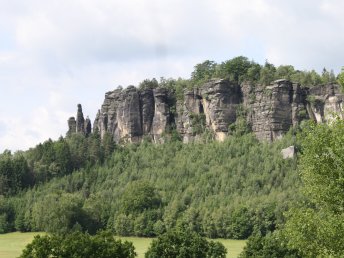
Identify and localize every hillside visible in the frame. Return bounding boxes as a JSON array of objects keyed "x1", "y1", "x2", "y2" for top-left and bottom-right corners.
[
  {"x1": 1, "y1": 56, "x2": 343, "y2": 257},
  {"x1": 1, "y1": 132, "x2": 300, "y2": 239}
]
